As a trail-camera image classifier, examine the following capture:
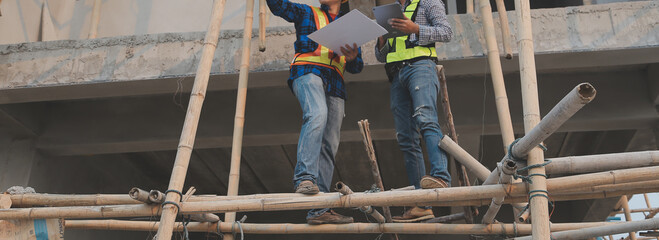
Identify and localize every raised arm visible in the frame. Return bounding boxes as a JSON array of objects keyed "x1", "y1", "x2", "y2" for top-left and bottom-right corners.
[{"x1": 266, "y1": 0, "x2": 308, "y2": 23}]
